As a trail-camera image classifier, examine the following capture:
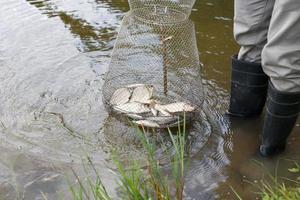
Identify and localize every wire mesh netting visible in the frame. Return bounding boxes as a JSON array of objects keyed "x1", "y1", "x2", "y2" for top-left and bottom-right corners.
[
  {"x1": 103, "y1": 1, "x2": 203, "y2": 128},
  {"x1": 129, "y1": 0, "x2": 196, "y2": 23}
]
